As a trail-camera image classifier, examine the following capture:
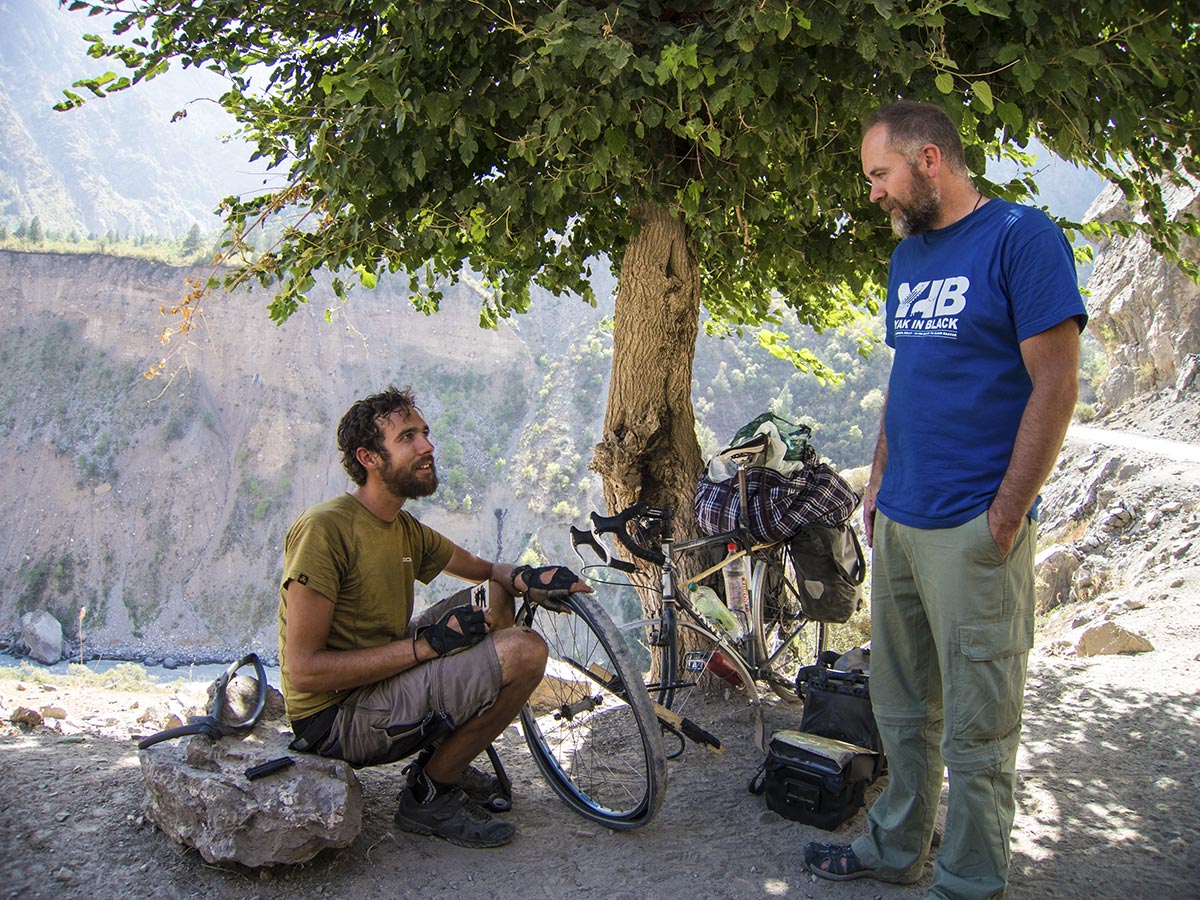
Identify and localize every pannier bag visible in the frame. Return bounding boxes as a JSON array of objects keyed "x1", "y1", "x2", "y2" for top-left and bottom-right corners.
[
  {"x1": 788, "y1": 521, "x2": 865, "y2": 623},
  {"x1": 695, "y1": 413, "x2": 859, "y2": 543},
  {"x1": 798, "y1": 654, "x2": 884, "y2": 783},
  {"x1": 749, "y1": 729, "x2": 878, "y2": 831}
]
